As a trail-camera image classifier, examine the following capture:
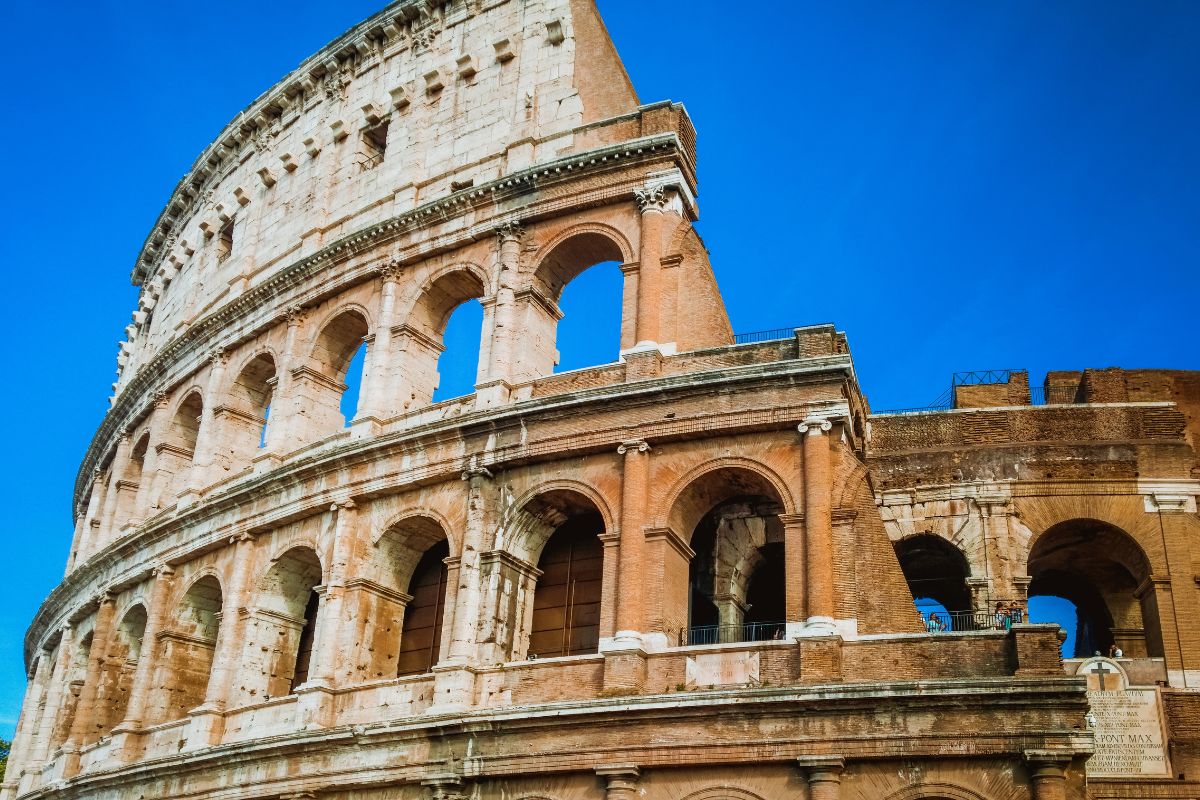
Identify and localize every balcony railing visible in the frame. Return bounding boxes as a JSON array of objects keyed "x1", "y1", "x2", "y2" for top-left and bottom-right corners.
[
  {"x1": 922, "y1": 608, "x2": 1024, "y2": 633},
  {"x1": 682, "y1": 621, "x2": 786, "y2": 645},
  {"x1": 732, "y1": 328, "x2": 795, "y2": 345}
]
